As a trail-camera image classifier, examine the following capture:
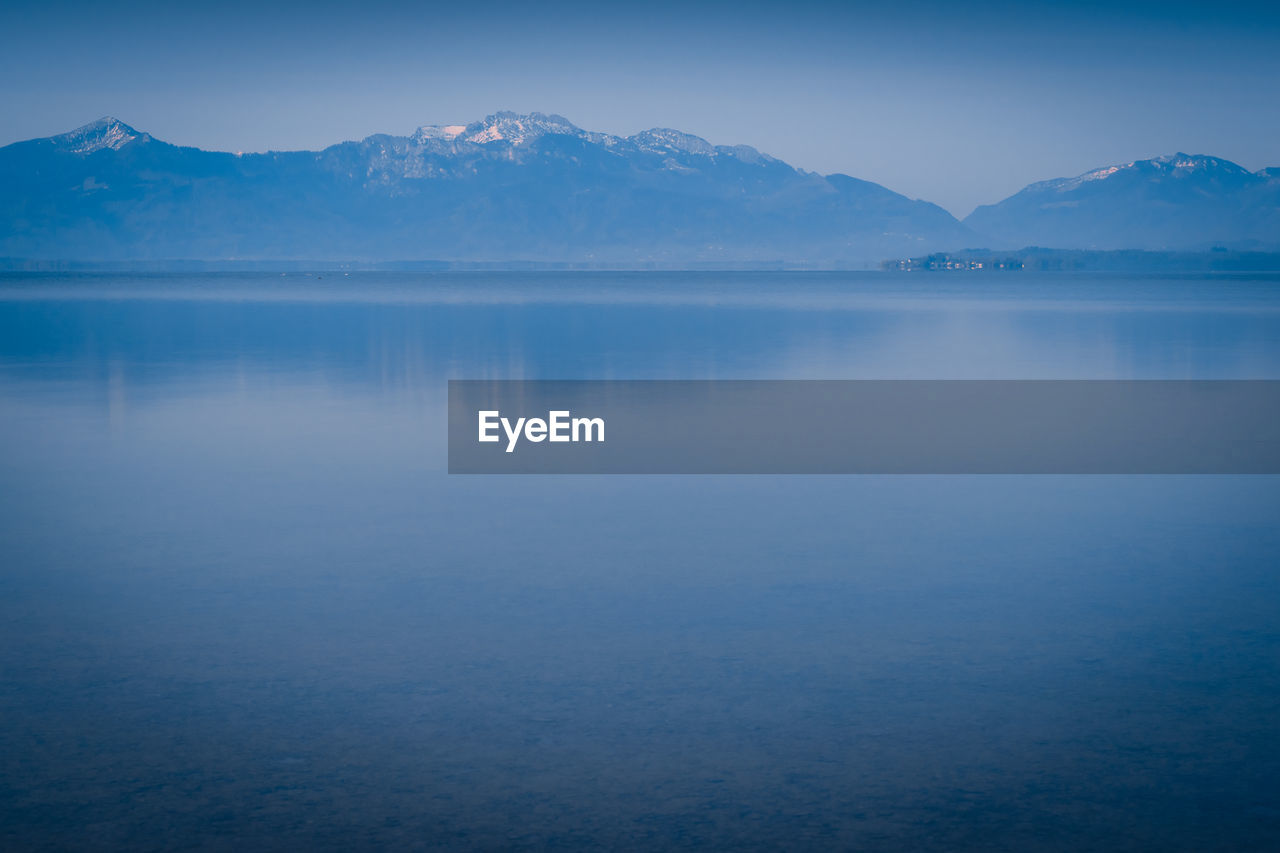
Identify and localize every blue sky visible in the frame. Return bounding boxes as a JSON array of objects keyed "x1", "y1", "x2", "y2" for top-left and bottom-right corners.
[{"x1": 2, "y1": 0, "x2": 1277, "y2": 216}]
